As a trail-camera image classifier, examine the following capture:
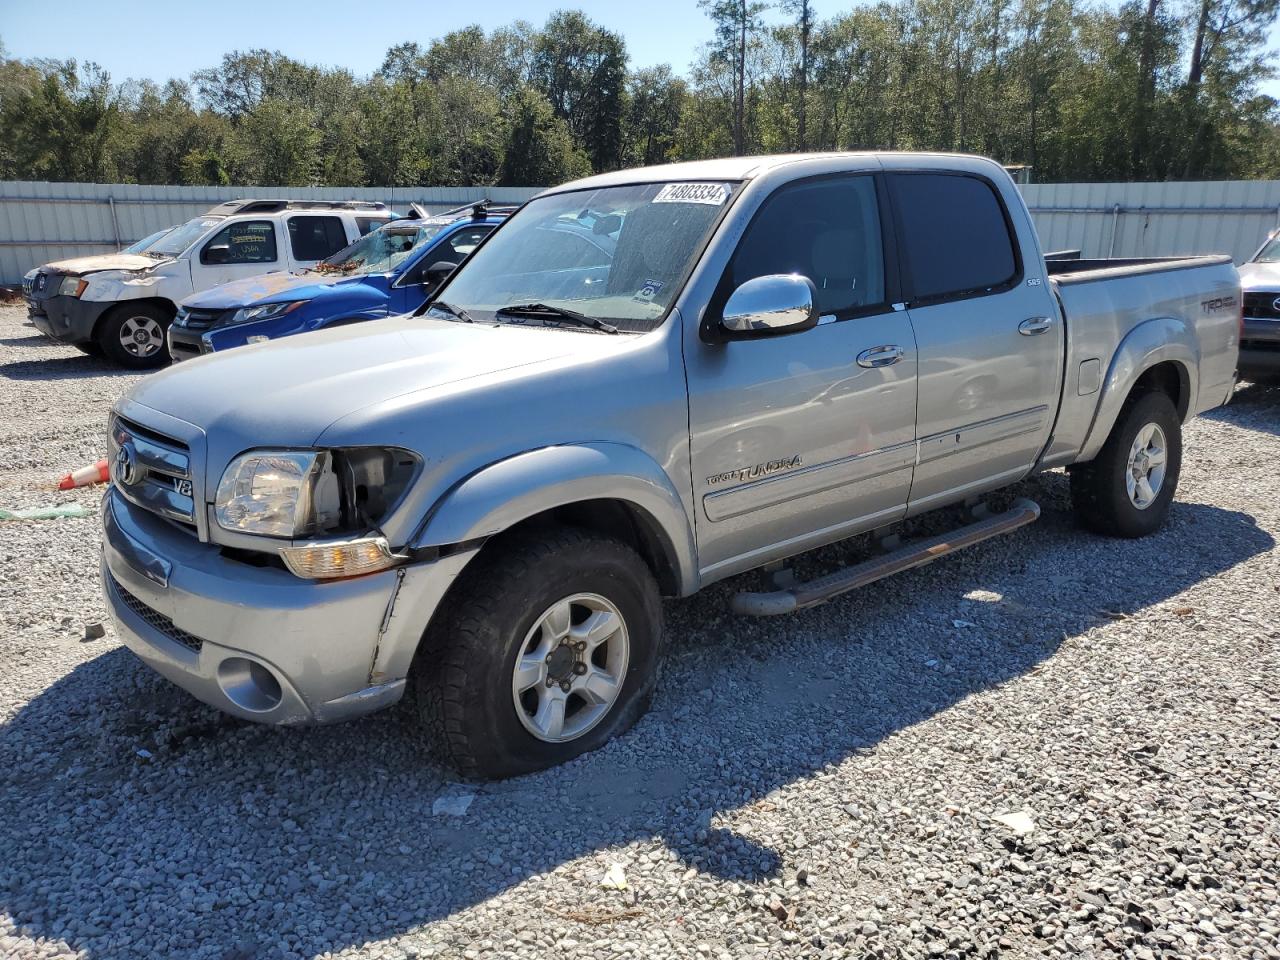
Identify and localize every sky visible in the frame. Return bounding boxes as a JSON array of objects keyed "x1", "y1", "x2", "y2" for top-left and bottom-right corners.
[{"x1": 2, "y1": 0, "x2": 1280, "y2": 98}]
